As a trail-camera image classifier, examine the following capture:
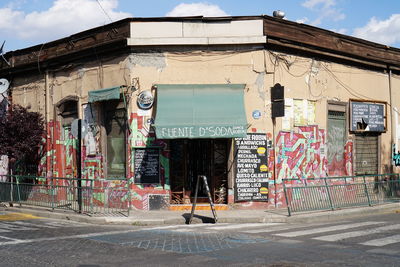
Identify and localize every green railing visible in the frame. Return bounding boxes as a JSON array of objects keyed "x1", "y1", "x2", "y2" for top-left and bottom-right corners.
[
  {"x1": 0, "y1": 175, "x2": 131, "y2": 216},
  {"x1": 283, "y1": 174, "x2": 400, "y2": 216}
]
